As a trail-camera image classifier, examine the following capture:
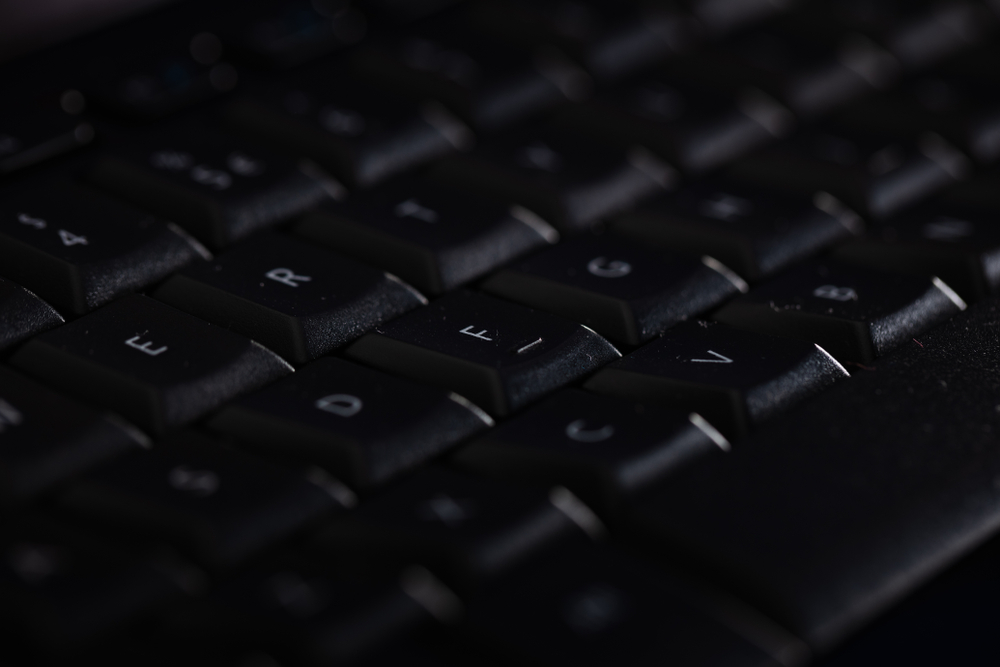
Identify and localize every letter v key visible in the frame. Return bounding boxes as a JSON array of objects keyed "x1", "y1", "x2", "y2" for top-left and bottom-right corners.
[{"x1": 690, "y1": 350, "x2": 733, "y2": 363}]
